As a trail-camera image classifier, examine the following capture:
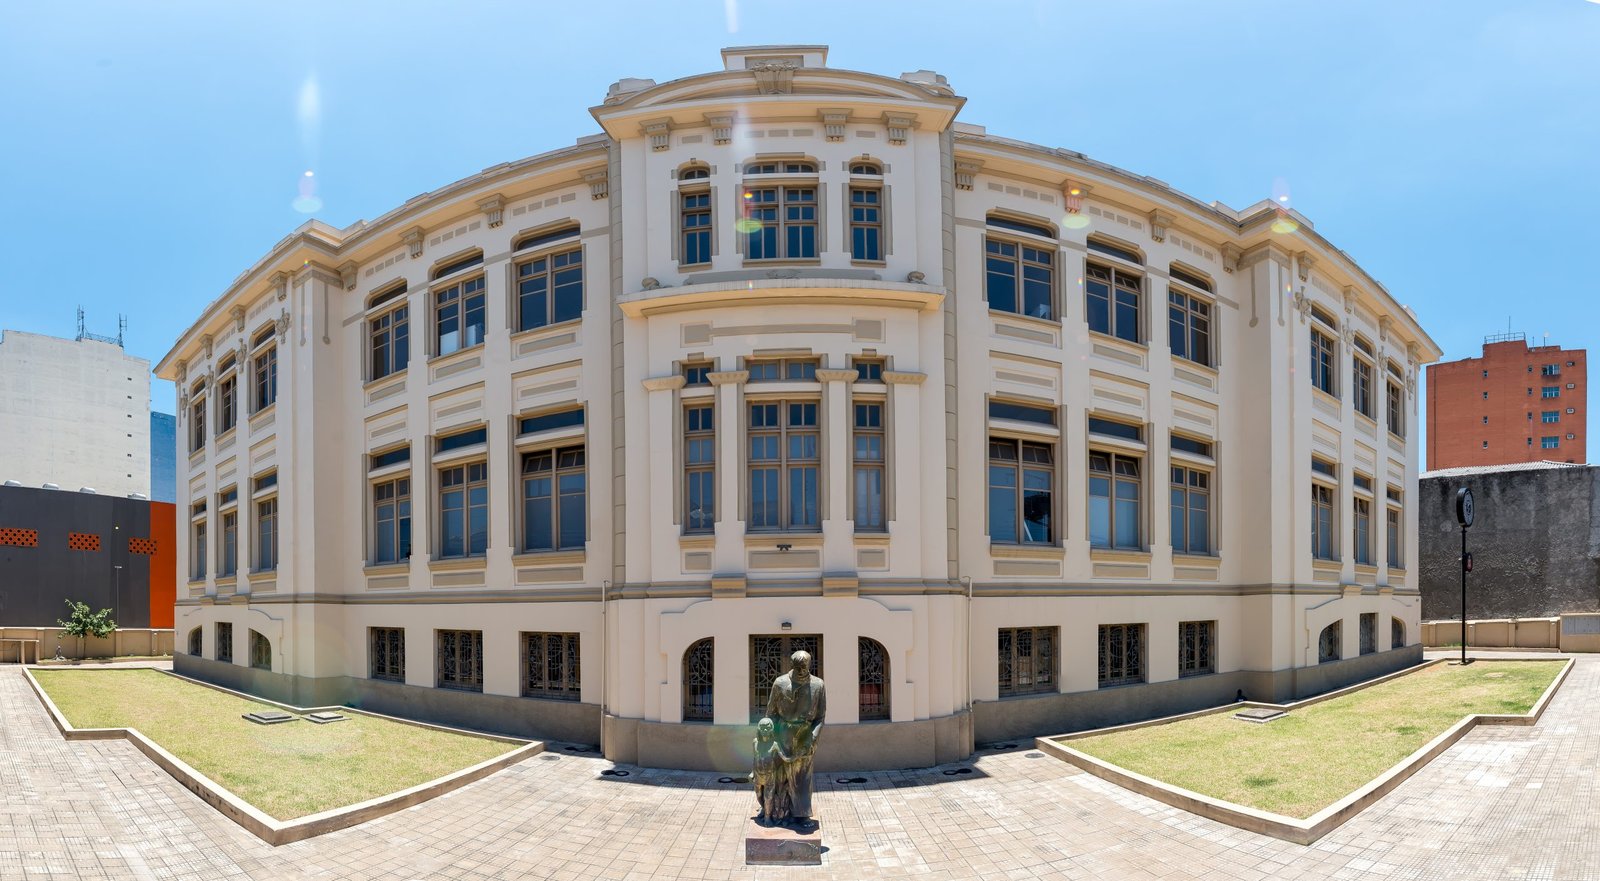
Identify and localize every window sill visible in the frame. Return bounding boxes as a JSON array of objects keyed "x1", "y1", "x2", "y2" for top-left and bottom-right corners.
[
  {"x1": 364, "y1": 561, "x2": 411, "y2": 576},
  {"x1": 247, "y1": 569, "x2": 276, "y2": 583},
  {"x1": 248, "y1": 404, "x2": 277, "y2": 426},
  {"x1": 1388, "y1": 430, "x2": 1406, "y2": 443},
  {"x1": 1087, "y1": 330, "x2": 1148, "y2": 353},
  {"x1": 740, "y1": 258, "x2": 822, "y2": 268},
  {"x1": 363, "y1": 371, "x2": 406, "y2": 394},
  {"x1": 989, "y1": 309, "x2": 1061, "y2": 328},
  {"x1": 744, "y1": 532, "x2": 824, "y2": 548},
  {"x1": 990, "y1": 543, "x2": 1063, "y2": 560},
  {"x1": 215, "y1": 575, "x2": 237, "y2": 588},
  {"x1": 1177, "y1": 669, "x2": 1216, "y2": 680},
  {"x1": 679, "y1": 533, "x2": 716, "y2": 548},
  {"x1": 1312, "y1": 387, "x2": 1341, "y2": 409},
  {"x1": 1096, "y1": 679, "x2": 1148, "y2": 691},
  {"x1": 1172, "y1": 553, "x2": 1220, "y2": 565},
  {"x1": 1388, "y1": 566, "x2": 1408, "y2": 574},
  {"x1": 215, "y1": 427, "x2": 238, "y2": 446},
  {"x1": 853, "y1": 532, "x2": 892, "y2": 546},
  {"x1": 510, "y1": 317, "x2": 581, "y2": 345},
  {"x1": 995, "y1": 688, "x2": 1060, "y2": 700},
  {"x1": 1312, "y1": 558, "x2": 1342, "y2": 569},
  {"x1": 1354, "y1": 563, "x2": 1378, "y2": 575},
  {"x1": 1355, "y1": 412, "x2": 1378, "y2": 432},
  {"x1": 1172, "y1": 356, "x2": 1217, "y2": 375},
  {"x1": 849, "y1": 260, "x2": 888, "y2": 269},
  {"x1": 428, "y1": 556, "x2": 487, "y2": 572},
  {"x1": 1090, "y1": 548, "x2": 1151, "y2": 564},
  {"x1": 428, "y1": 343, "x2": 485, "y2": 369},
  {"x1": 512, "y1": 549, "x2": 586, "y2": 566}
]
